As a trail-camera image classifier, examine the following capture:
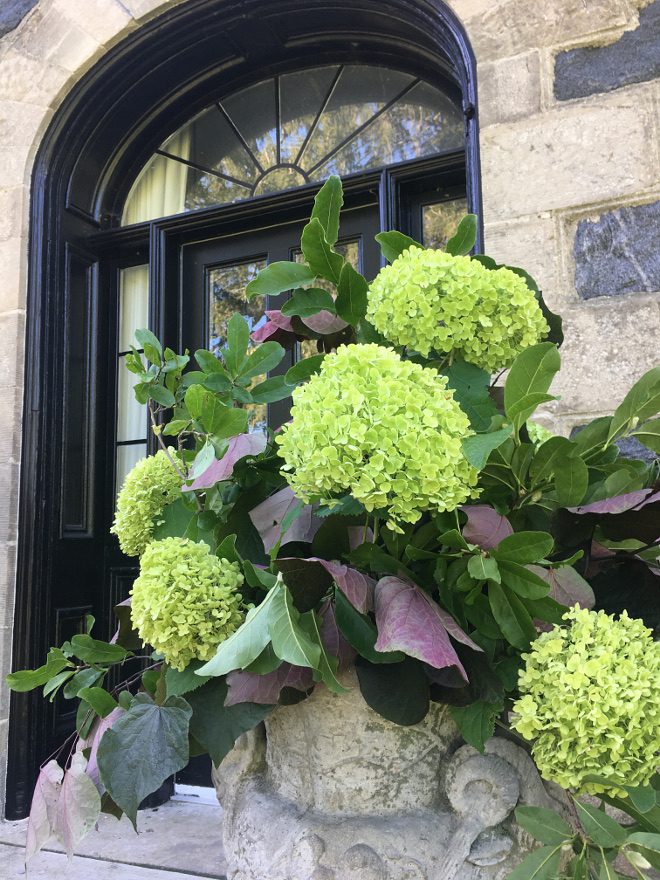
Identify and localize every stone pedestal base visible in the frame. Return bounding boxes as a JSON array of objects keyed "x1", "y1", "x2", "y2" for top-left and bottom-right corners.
[{"x1": 213, "y1": 669, "x2": 569, "y2": 880}]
